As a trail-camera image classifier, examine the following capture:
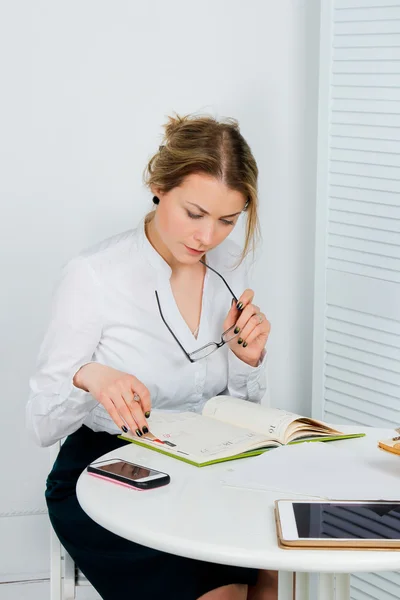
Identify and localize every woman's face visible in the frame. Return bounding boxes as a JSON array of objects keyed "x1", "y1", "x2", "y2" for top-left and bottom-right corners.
[{"x1": 151, "y1": 173, "x2": 246, "y2": 265}]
